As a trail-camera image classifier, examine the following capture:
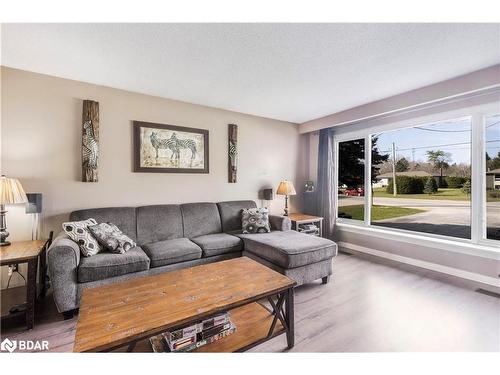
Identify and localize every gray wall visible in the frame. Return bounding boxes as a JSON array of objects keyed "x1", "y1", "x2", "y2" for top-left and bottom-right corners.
[{"x1": 335, "y1": 229, "x2": 499, "y2": 282}]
